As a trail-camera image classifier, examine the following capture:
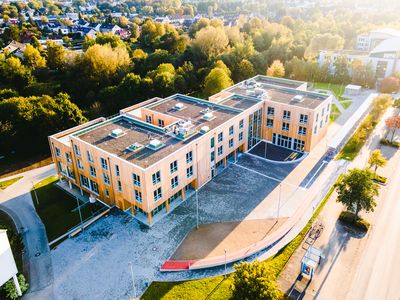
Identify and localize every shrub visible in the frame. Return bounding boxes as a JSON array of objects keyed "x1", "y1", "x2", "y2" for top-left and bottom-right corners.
[
  {"x1": 380, "y1": 76, "x2": 400, "y2": 93},
  {"x1": 2, "y1": 274, "x2": 29, "y2": 300},
  {"x1": 338, "y1": 211, "x2": 370, "y2": 231},
  {"x1": 380, "y1": 138, "x2": 400, "y2": 148}
]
